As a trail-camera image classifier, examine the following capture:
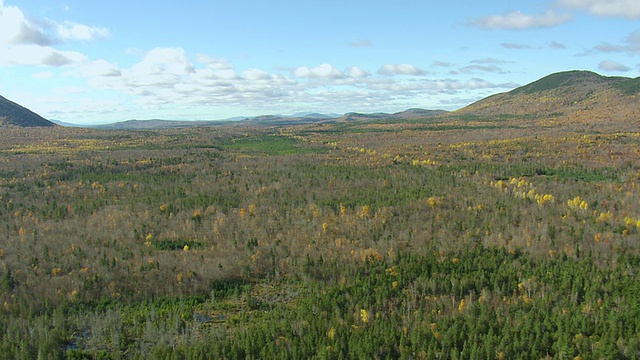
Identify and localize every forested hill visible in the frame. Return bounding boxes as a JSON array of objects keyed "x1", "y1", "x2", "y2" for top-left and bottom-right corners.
[
  {"x1": 0, "y1": 95, "x2": 56, "y2": 127},
  {"x1": 456, "y1": 70, "x2": 640, "y2": 119}
]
